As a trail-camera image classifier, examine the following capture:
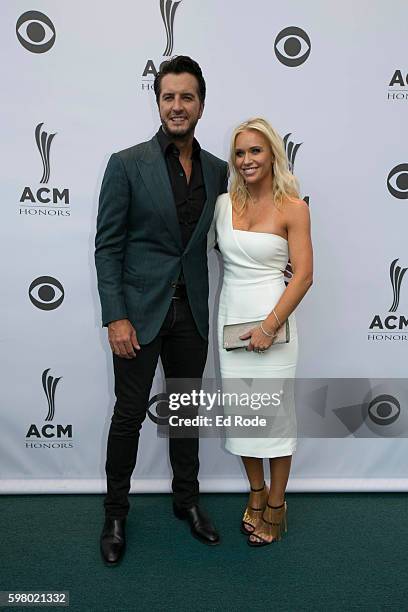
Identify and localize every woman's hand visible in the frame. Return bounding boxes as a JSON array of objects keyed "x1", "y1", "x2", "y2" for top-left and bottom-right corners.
[{"x1": 239, "y1": 324, "x2": 277, "y2": 353}]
